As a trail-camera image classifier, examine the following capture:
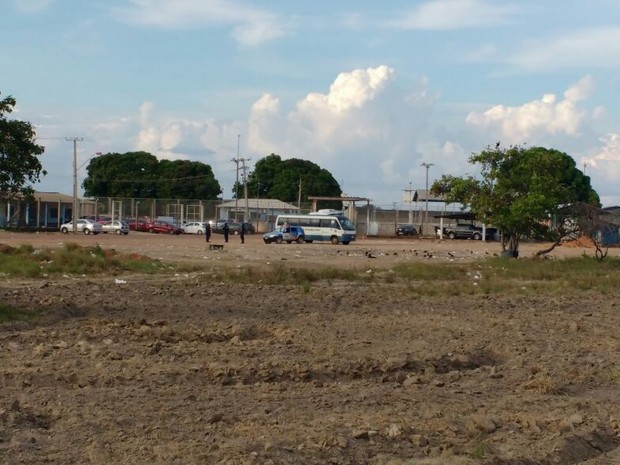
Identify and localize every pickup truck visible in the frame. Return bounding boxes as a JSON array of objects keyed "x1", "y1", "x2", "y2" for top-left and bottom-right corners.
[{"x1": 444, "y1": 223, "x2": 488, "y2": 240}]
